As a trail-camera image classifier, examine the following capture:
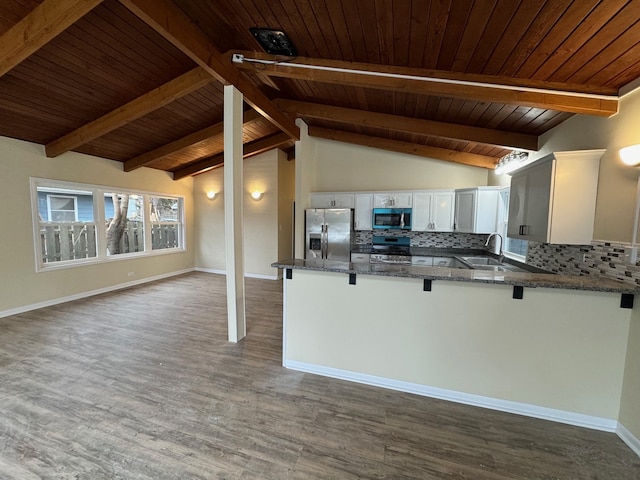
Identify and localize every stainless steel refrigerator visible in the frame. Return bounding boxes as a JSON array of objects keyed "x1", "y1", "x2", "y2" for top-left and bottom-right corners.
[{"x1": 305, "y1": 208, "x2": 354, "y2": 261}]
